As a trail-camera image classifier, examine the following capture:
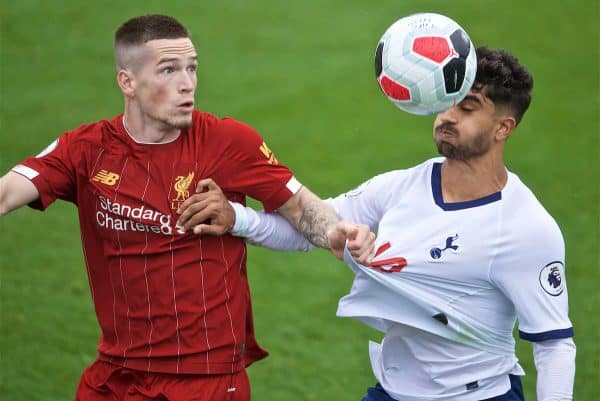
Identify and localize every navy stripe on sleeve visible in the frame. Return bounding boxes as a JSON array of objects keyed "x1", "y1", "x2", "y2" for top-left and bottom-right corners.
[{"x1": 519, "y1": 327, "x2": 574, "y2": 342}]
